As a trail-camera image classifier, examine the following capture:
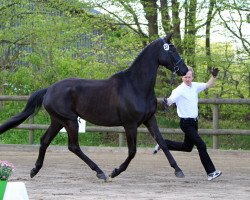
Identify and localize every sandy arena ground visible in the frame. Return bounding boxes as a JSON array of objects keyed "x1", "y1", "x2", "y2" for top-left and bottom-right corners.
[{"x1": 1, "y1": 144, "x2": 250, "y2": 200}]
